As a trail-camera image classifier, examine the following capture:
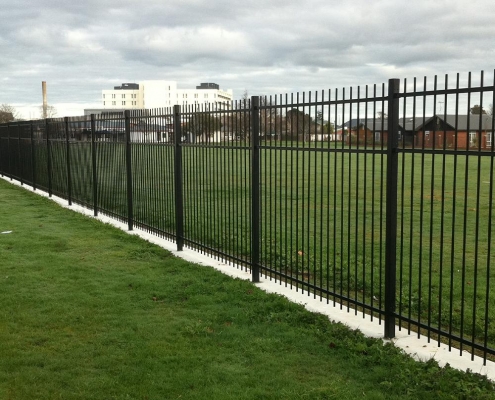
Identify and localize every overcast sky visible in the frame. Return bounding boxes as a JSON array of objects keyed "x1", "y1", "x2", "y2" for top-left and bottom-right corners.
[{"x1": 2, "y1": 0, "x2": 495, "y2": 119}]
